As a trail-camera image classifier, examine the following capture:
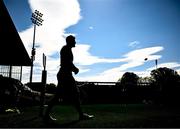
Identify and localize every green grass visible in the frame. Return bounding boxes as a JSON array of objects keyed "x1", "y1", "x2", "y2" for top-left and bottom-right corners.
[{"x1": 0, "y1": 104, "x2": 180, "y2": 128}]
